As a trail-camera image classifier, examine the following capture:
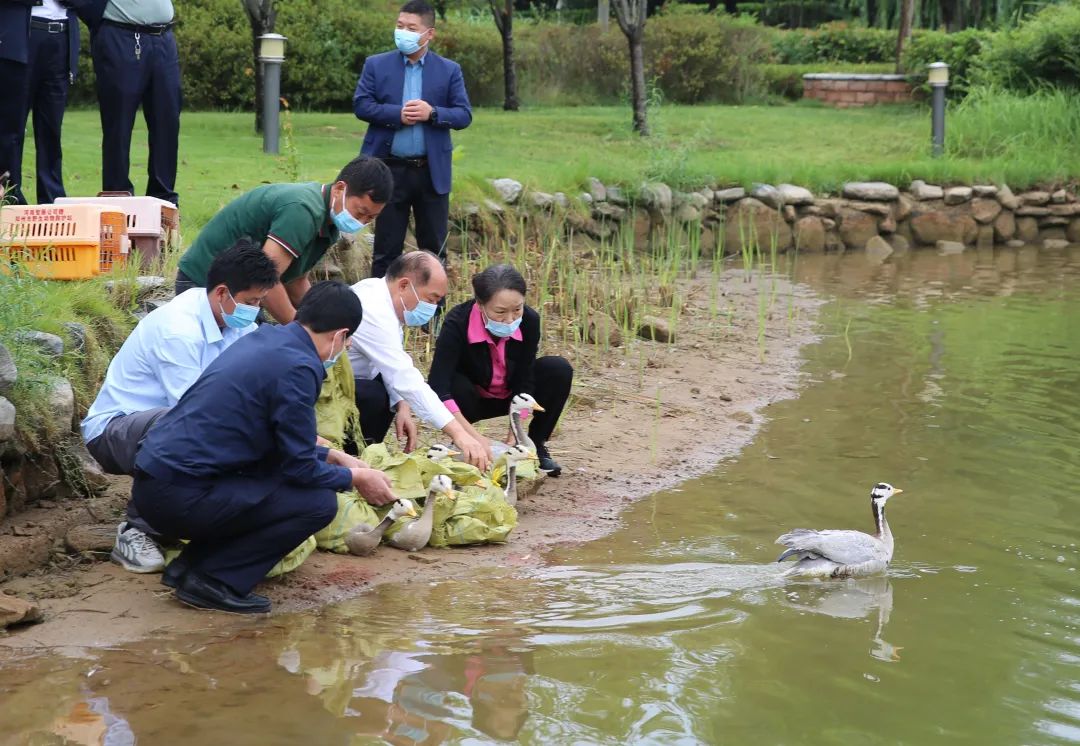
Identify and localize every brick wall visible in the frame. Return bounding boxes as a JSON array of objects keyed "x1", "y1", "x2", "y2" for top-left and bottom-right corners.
[{"x1": 803, "y1": 75, "x2": 914, "y2": 108}]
